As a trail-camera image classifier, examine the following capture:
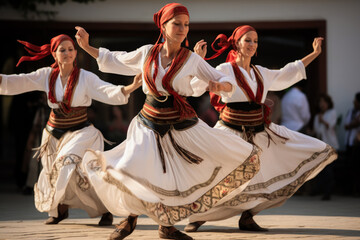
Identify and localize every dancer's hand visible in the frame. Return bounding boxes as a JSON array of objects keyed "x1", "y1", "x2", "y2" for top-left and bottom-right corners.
[
  {"x1": 194, "y1": 39, "x2": 207, "y2": 59},
  {"x1": 312, "y1": 37, "x2": 324, "y2": 56},
  {"x1": 74, "y1": 26, "x2": 99, "y2": 59},
  {"x1": 301, "y1": 37, "x2": 324, "y2": 67},
  {"x1": 75, "y1": 26, "x2": 90, "y2": 50},
  {"x1": 208, "y1": 80, "x2": 232, "y2": 93},
  {"x1": 132, "y1": 73, "x2": 143, "y2": 89},
  {"x1": 122, "y1": 73, "x2": 143, "y2": 96}
]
